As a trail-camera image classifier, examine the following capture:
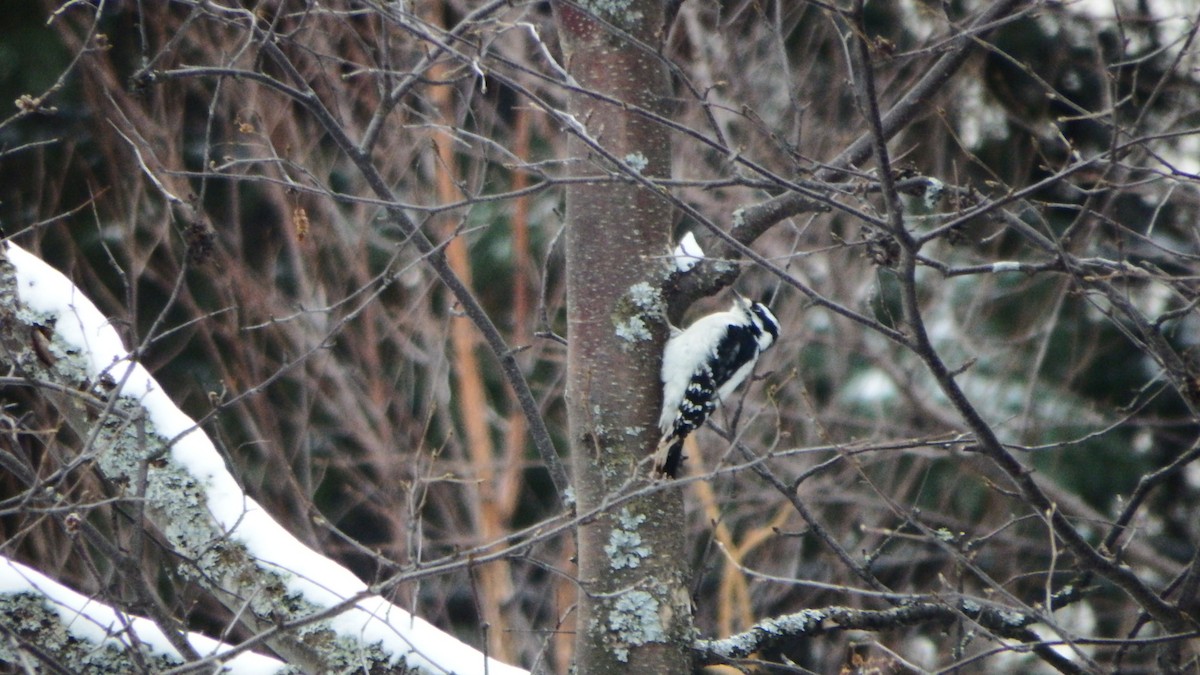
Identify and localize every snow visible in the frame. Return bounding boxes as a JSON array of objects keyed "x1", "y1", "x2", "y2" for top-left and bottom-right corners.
[
  {"x1": 0, "y1": 556, "x2": 285, "y2": 674},
  {"x1": 672, "y1": 231, "x2": 704, "y2": 272},
  {"x1": 4, "y1": 242, "x2": 527, "y2": 675},
  {"x1": 923, "y1": 178, "x2": 944, "y2": 210},
  {"x1": 842, "y1": 369, "x2": 898, "y2": 406},
  {"x1": 954, "y1": 76, "x2": 1009, "y2": 149},
  {"x1": 1072, "y1": 0, "x2": 1190, "y2": 23}
]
